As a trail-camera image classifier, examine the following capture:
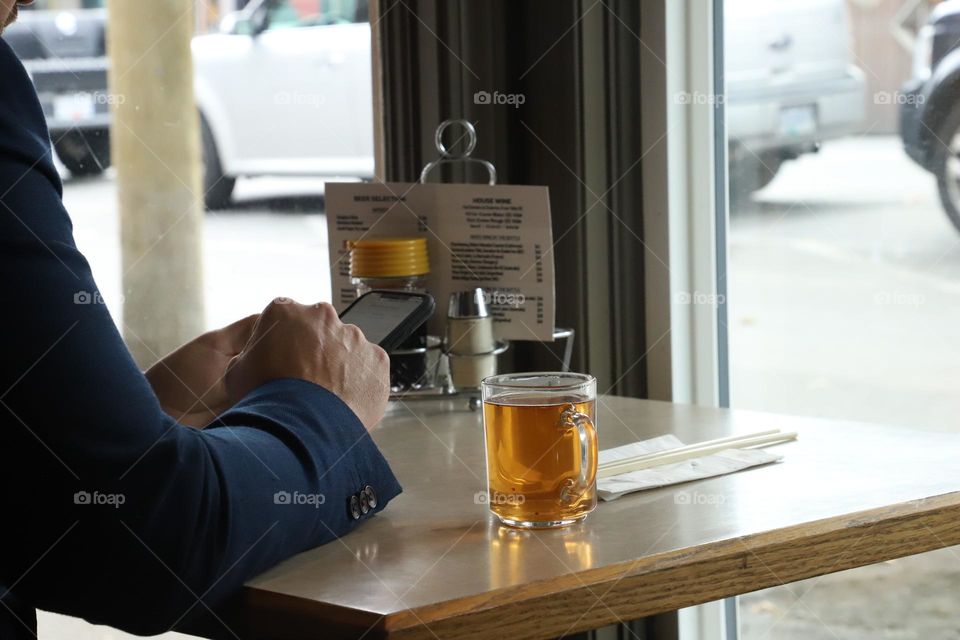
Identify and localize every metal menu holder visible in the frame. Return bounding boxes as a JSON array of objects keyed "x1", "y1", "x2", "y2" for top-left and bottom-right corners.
[
  {"x1": 419, "y1": 119, "x2": 498, "y2": 186},
  {"x1": 403, "y1": 119, "x2": 501, "y2": 401},
  {"x1": 402, "y1": 120, "x2": 575, "y2": 405}
]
